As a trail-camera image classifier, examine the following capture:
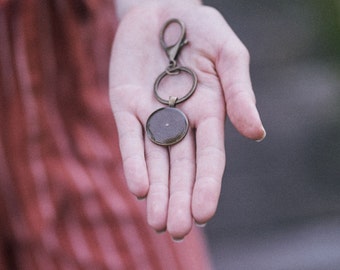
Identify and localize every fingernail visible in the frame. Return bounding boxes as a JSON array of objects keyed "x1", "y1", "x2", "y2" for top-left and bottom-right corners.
[
  {"x1": 195, "y1": 222, "x2": 207, "y2": 228},
  {"x1": 172, "y1": 237, "x2": 184, "y2": 243},
  {"x1": 255, "y1": 127, "x2": 266, "y2": 143},
  {"x1": 155, "y1": 228, "x2": 167, "y2": 234}
]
